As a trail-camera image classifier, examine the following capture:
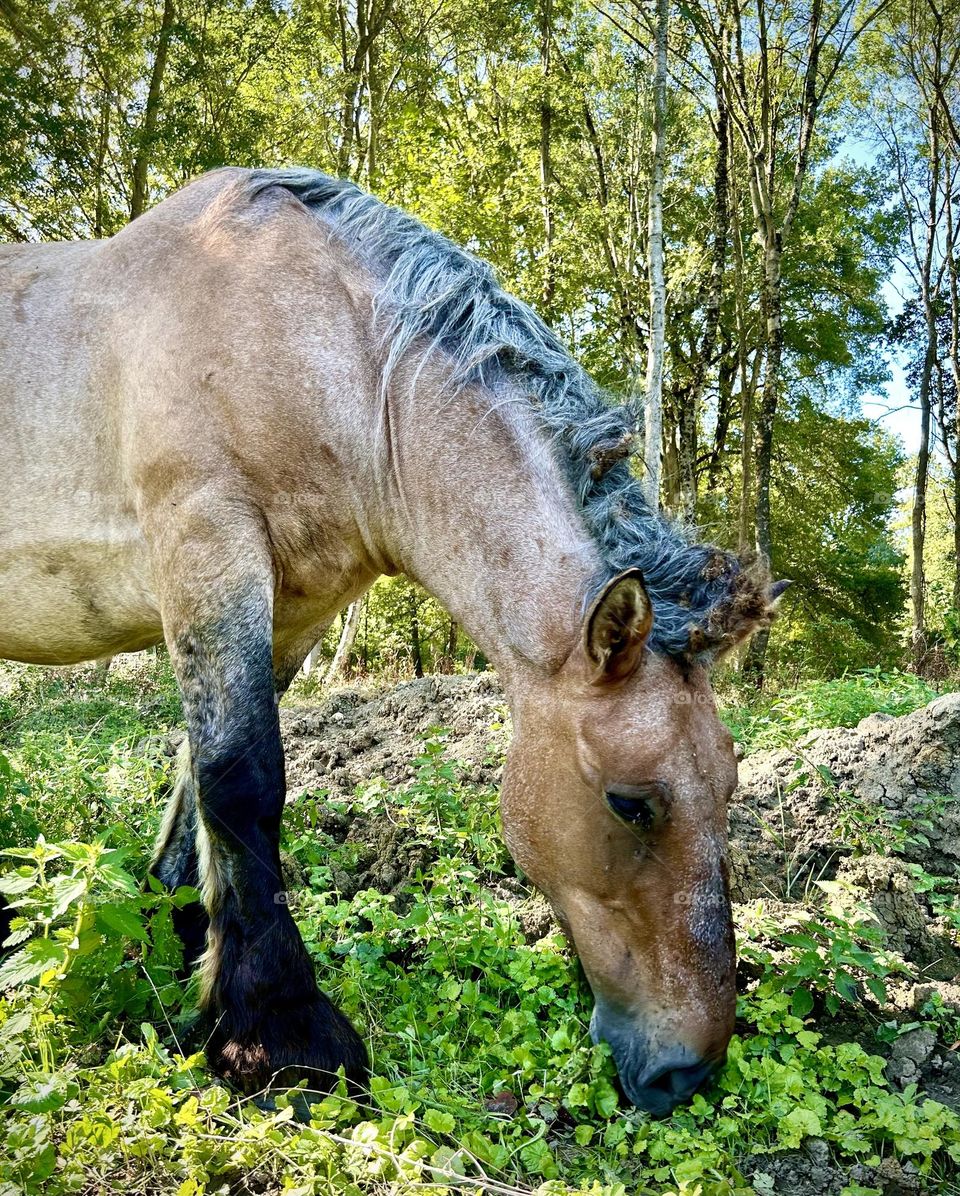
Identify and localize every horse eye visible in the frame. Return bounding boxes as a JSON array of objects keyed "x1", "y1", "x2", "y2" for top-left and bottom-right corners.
[{"x1": 605, "y1": 784, "x2": 670, "y2": 830}]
